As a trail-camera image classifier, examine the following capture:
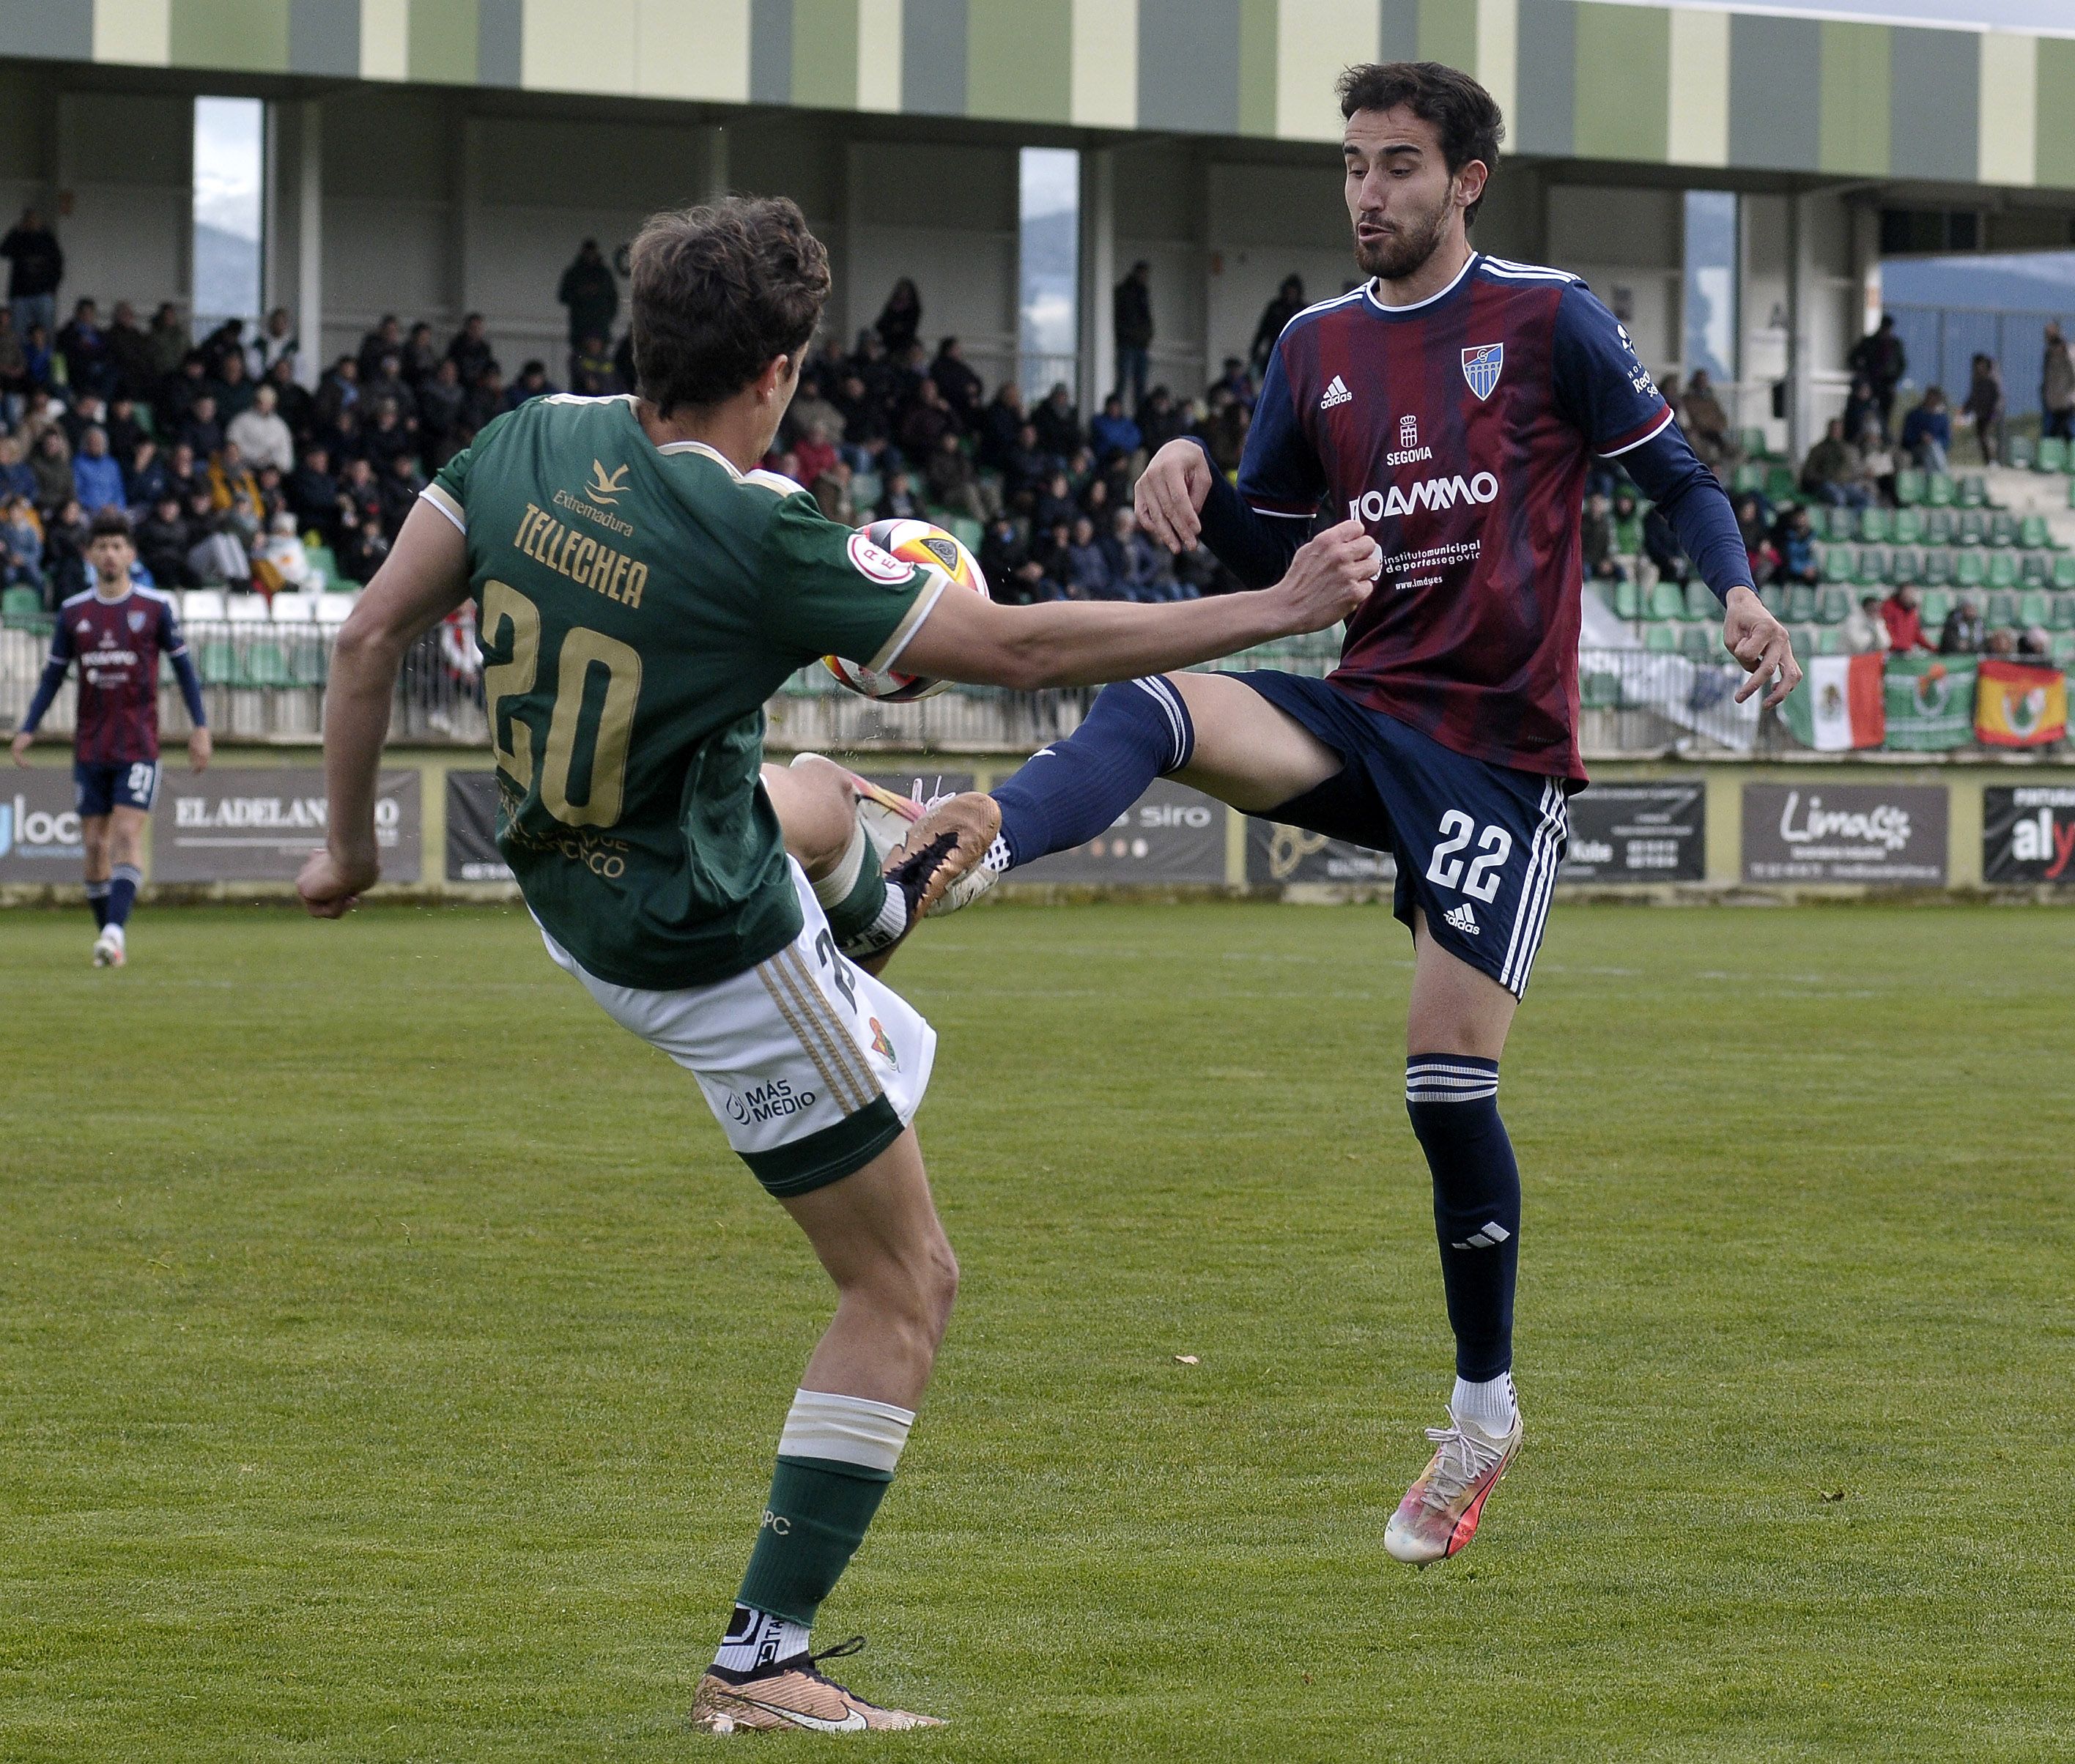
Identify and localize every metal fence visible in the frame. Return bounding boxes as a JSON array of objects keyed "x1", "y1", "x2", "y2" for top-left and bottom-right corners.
[{"x1": 1886, "y1": 303, "x2": 2075, "y2": 423}]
